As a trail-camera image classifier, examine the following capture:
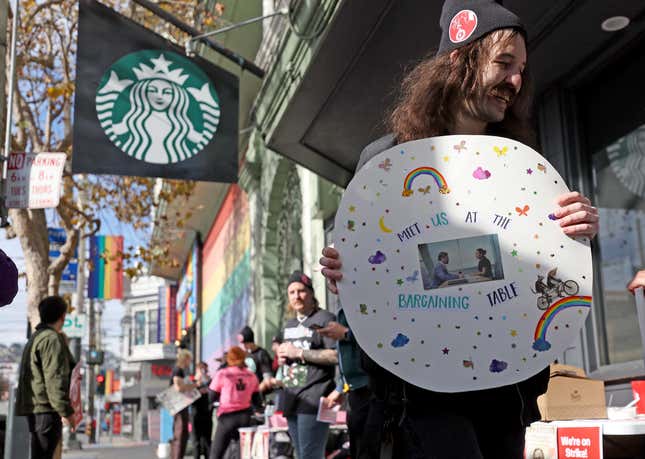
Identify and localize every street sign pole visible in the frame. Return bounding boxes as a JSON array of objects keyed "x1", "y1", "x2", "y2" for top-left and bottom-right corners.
[{"x1": 0, "y1": 0, "x2": 19, "y2": 226}]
